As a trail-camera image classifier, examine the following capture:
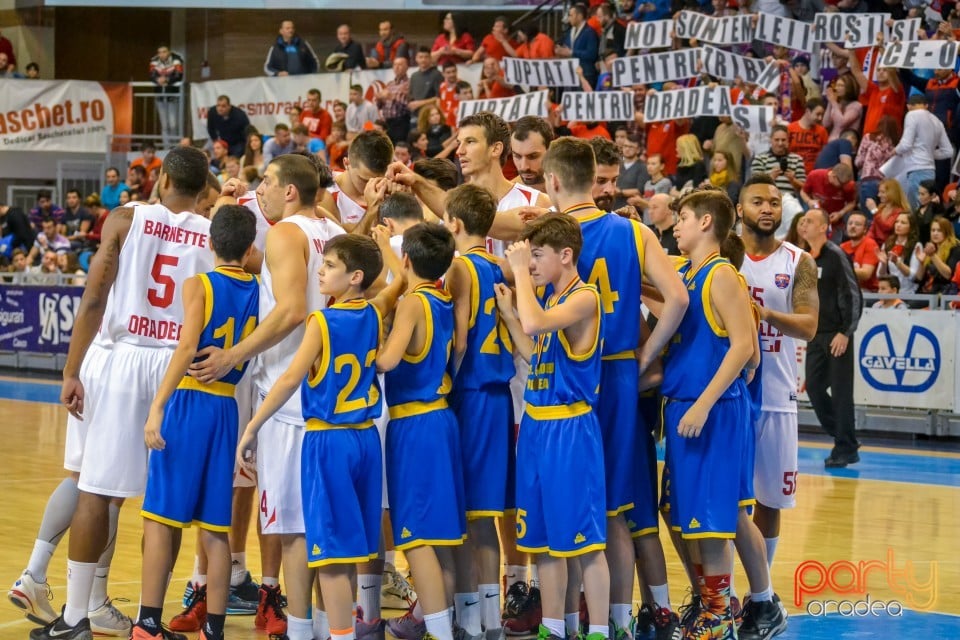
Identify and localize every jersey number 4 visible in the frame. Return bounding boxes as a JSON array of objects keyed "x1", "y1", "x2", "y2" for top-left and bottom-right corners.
[{"x1": 147, "y1": 254, "x2": 179, "y2": 309}]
